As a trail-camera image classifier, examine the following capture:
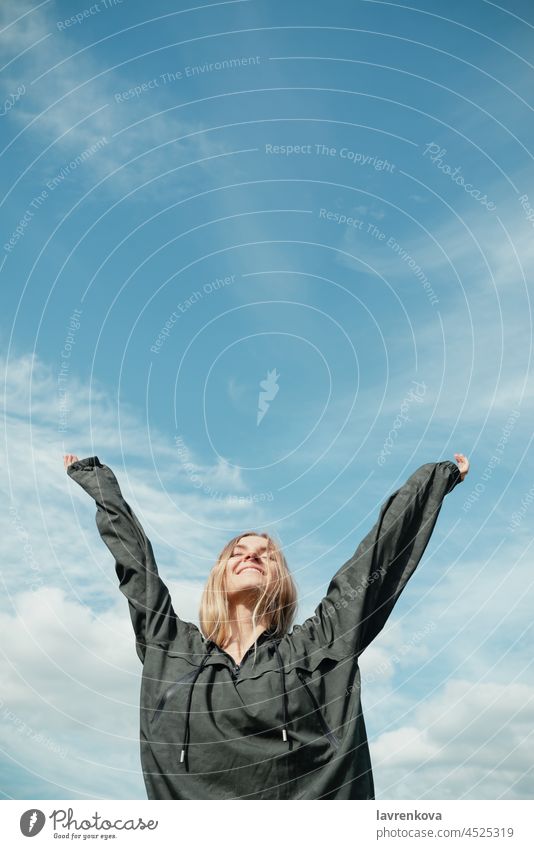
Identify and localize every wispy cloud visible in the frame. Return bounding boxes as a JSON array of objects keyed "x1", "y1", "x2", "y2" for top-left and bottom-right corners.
[
  {"x1": 372, "y1": 679, "x2": 534, "y2": 799},
  {"x1": 0, "y1": 0, "x2": 246, "y2": 202},
  {"x1": 0, "y1": 350, "x2": 277, "y2": 595},
  {"x1": 0, "y1": 586, "x2": 145, "y2": 799}
]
